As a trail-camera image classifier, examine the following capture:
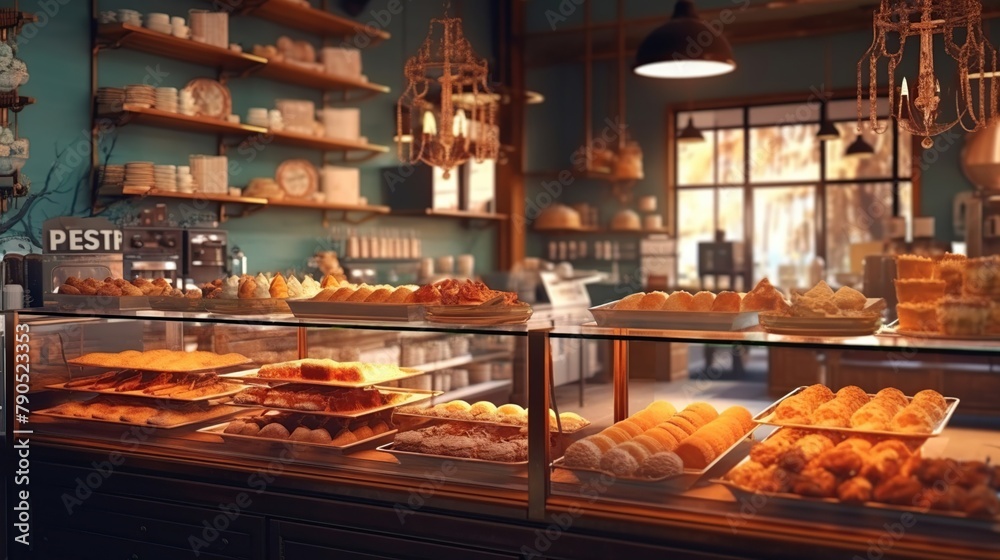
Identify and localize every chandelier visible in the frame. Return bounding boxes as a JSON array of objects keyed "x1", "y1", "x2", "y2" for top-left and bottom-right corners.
[
  {"x1": 397, "y1": 2, "x2": 498, "y2": 179},
  {"x1": 858, "y1": 0, "x2": 998, "y2": 149}
]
